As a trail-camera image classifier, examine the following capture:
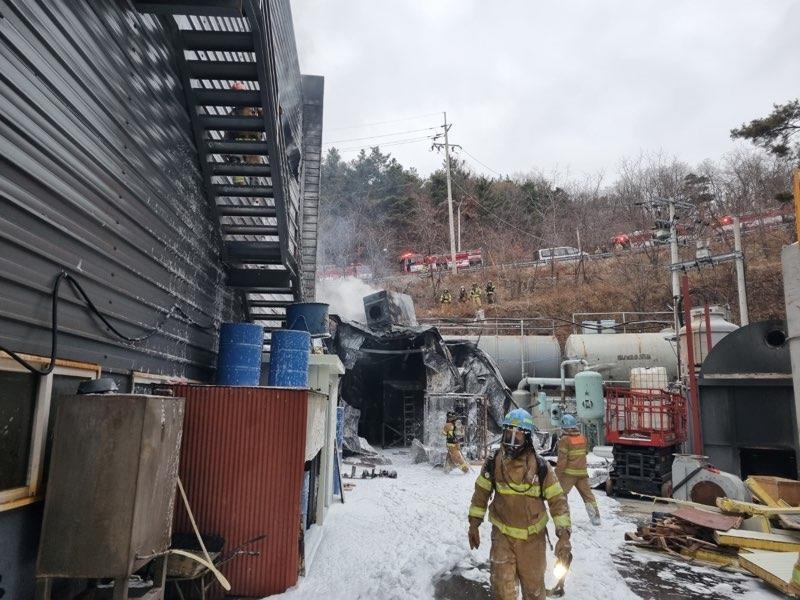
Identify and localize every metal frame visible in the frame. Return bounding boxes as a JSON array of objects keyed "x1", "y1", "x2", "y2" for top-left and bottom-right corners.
[{"x1": 0, "y1": 354, "x2": 99, "y2": 509}]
